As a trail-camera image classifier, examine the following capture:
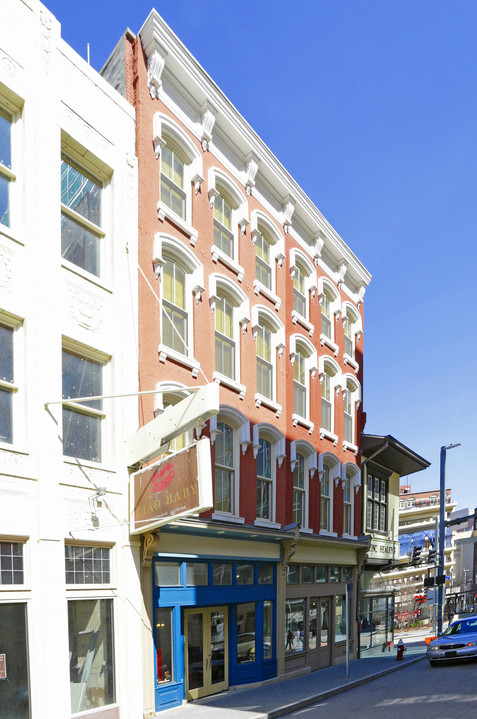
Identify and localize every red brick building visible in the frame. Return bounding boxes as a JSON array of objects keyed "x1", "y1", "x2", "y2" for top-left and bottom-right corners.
[{"x1": 103, "y1": 10, "x2": 371, "y2": 713}]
